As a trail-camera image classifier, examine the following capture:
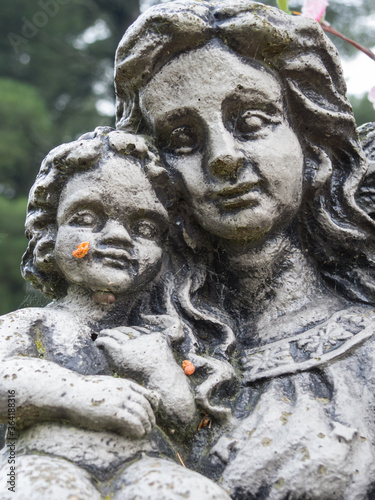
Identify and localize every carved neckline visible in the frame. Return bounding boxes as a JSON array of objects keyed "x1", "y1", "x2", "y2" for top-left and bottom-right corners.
[{"x1": 241, "y1": 306, "x2": 375, "y2": 383}]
